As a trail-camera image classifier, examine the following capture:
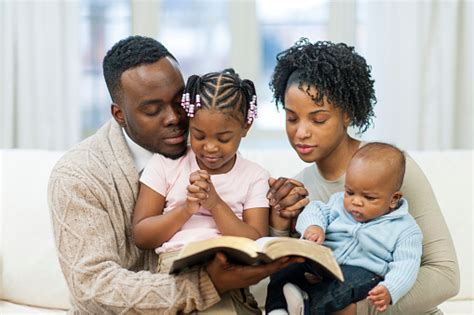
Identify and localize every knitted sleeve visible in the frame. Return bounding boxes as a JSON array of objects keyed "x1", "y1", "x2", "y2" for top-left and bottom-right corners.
[
  {"x1": 295, "y1": 192, "x2": 342, "y2": 236},
  {"x1": 385, "y1": 155, "x2": 460, "y2": 313},
  {"x1": 48, "y1": 168, "x2": 220, "y2": 314},
  {"x1": 379, "y1": 227, "x2": 423, "y2": 305}
]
